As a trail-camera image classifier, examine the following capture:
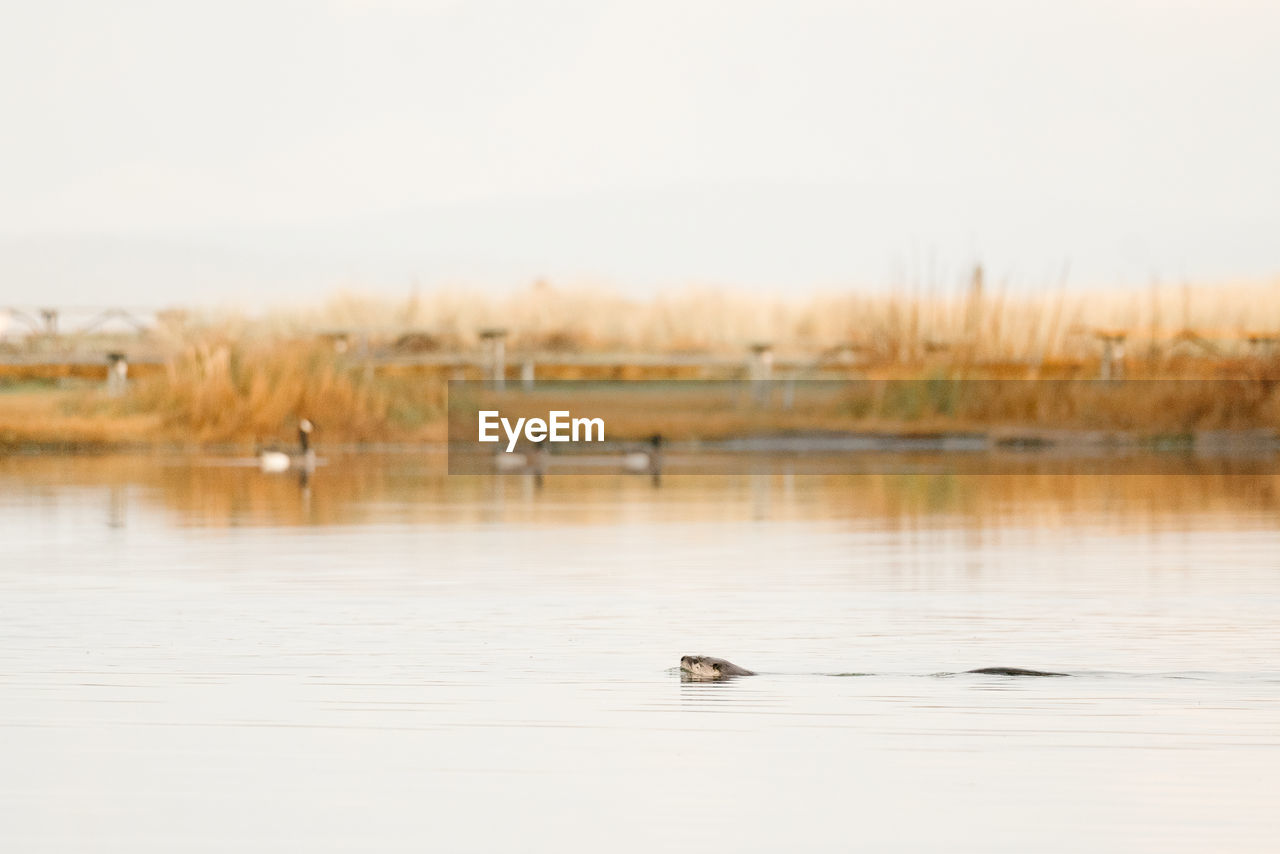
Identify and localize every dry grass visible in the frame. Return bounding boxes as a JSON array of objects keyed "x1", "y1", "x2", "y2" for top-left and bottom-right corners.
[
  {"x1": 122, "y1": 337, "x2": 449, "y2": 445},
  {"x1": 271, "y1": 274, "x2": 1280, "y2": 362},
  {"x1": 0, "y1": 389, "x2": 163, "y2": 447},
  {"x1": 136, "y1": 339, "x2": 375, "y2": 442},
  {"x1": 450, "y1": 378, "x2": 1280, "y2": 443},
  {"x1": 3, "y1": 276, "x2": 1280, "y2": 448}
]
